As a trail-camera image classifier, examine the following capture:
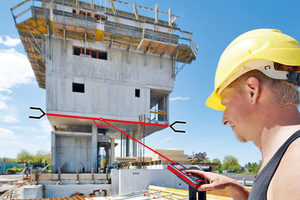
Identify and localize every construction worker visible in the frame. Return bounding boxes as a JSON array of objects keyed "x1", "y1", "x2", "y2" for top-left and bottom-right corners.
[
  {"x1": 187, "y1": 29, "x2": 300, "y2": 199},
  {"x1": 23, "y1": 160, "x2": 29, "y2": 176}
]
